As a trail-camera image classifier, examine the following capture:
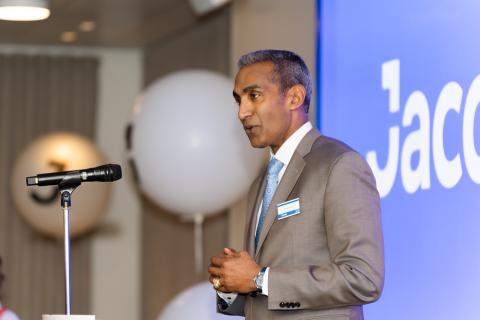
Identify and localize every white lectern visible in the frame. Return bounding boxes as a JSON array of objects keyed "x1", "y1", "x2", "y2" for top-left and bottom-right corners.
[{"x1": 43, "y1": 316, "x2": 95, "y2": 320}]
